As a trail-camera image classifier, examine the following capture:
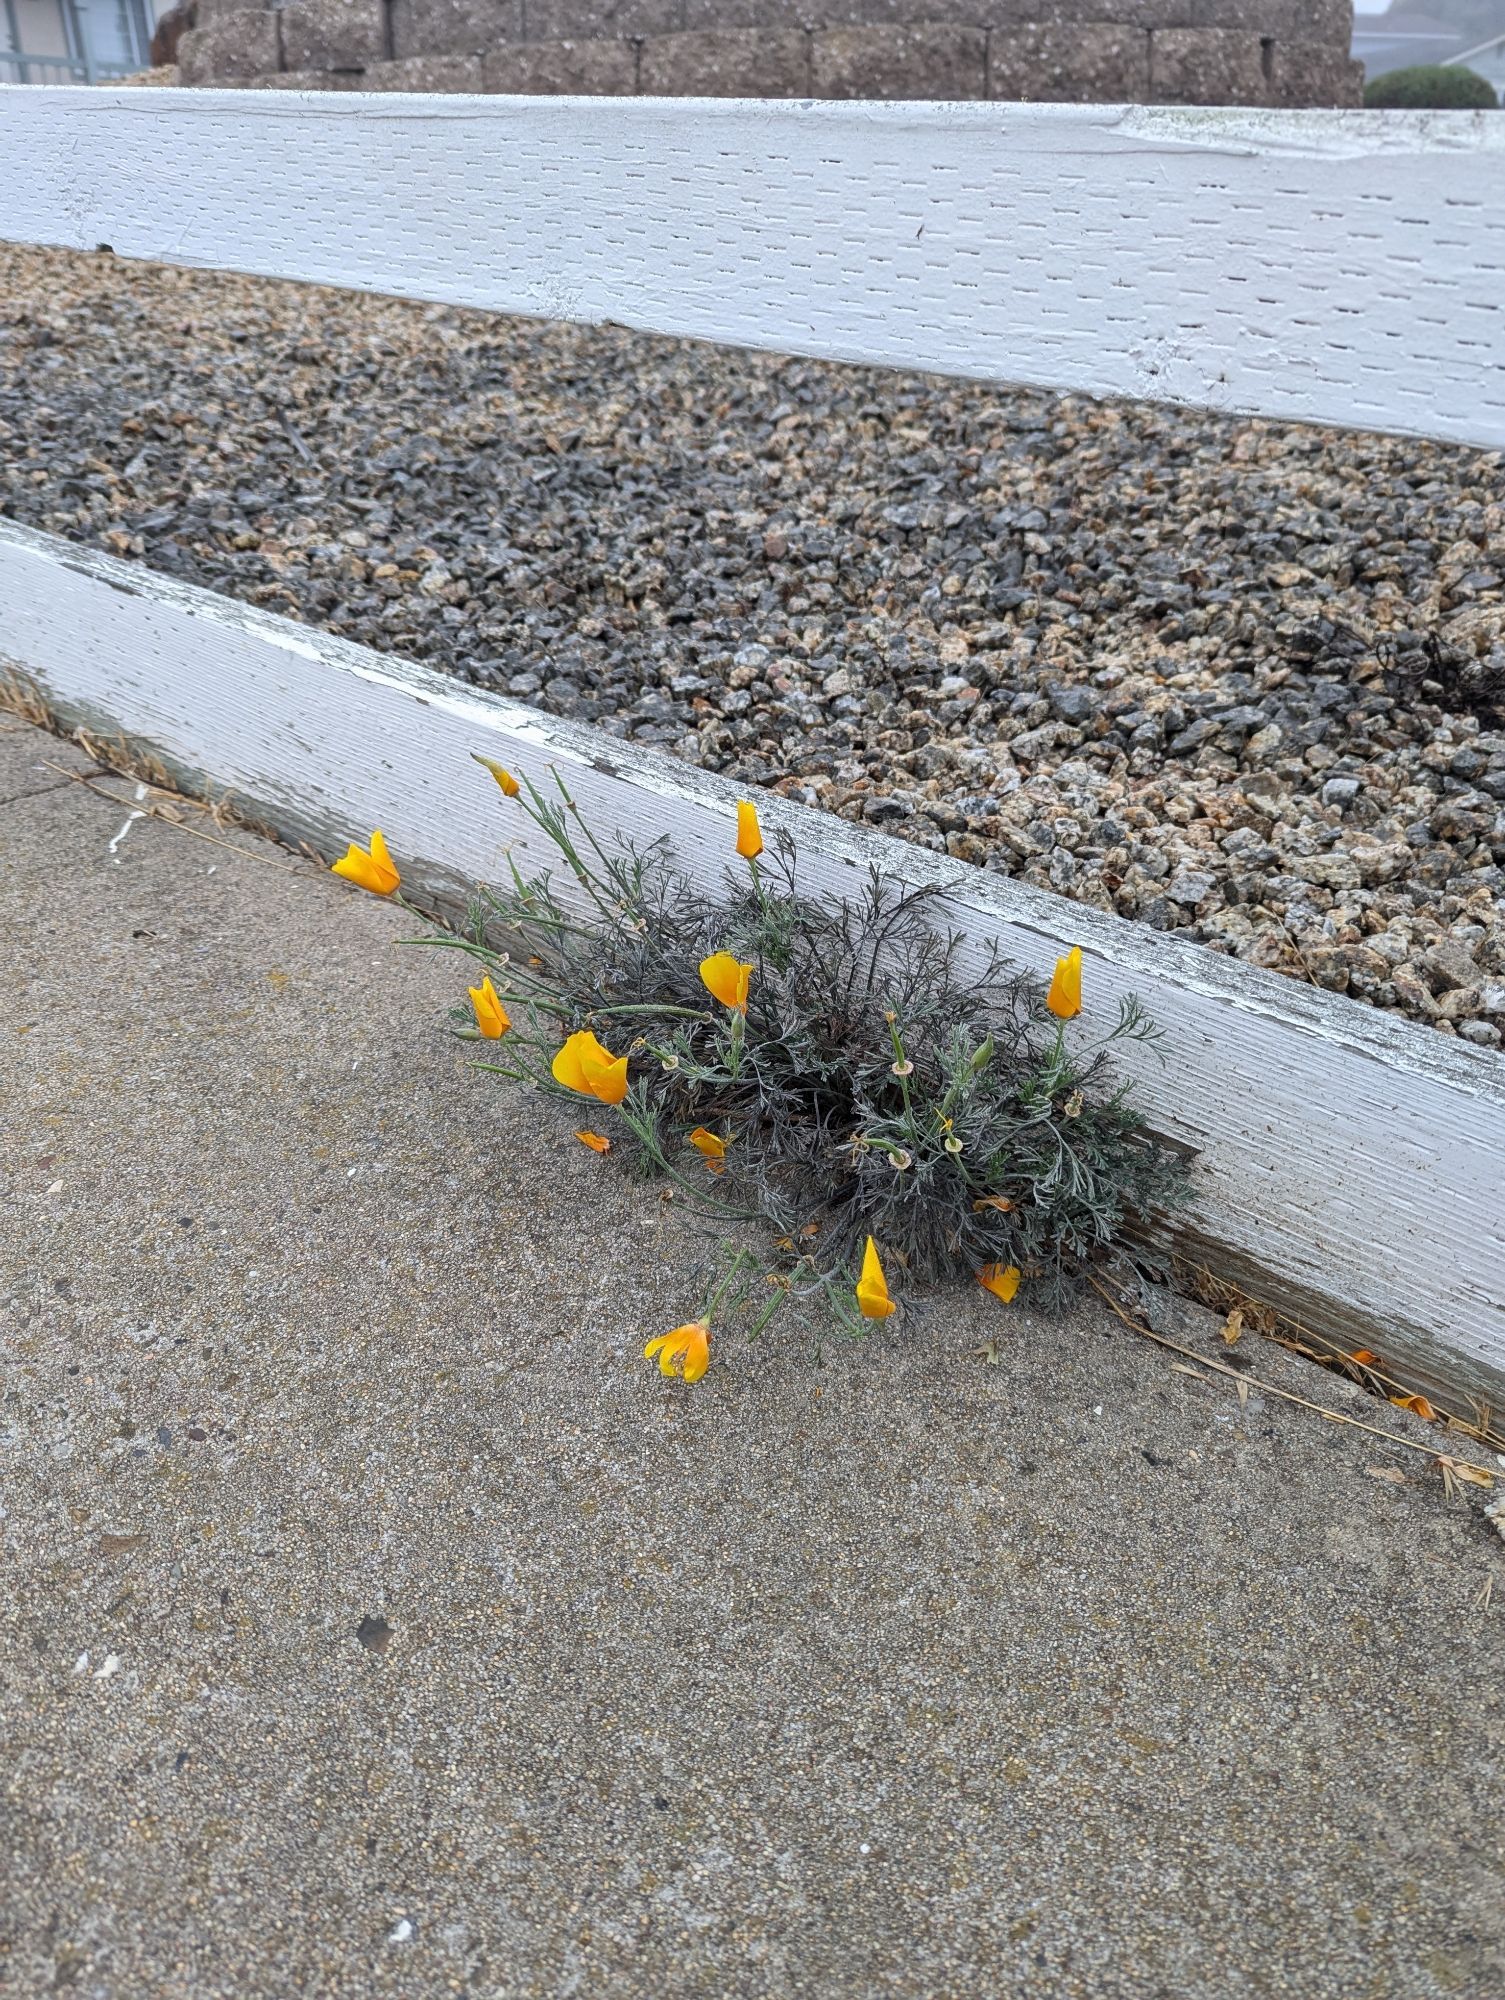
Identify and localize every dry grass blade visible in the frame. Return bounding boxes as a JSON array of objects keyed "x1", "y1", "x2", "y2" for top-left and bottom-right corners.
[
  {"x1": 1088, "y1": 1276, "x2": 1498, "y2": 1484},
  {"x1": 41, "y1": 761, "x2": 303, "y2": 872},
  {"x1": 1172, "y1": 1258, "x2": 1505, "y2": 1453}
]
